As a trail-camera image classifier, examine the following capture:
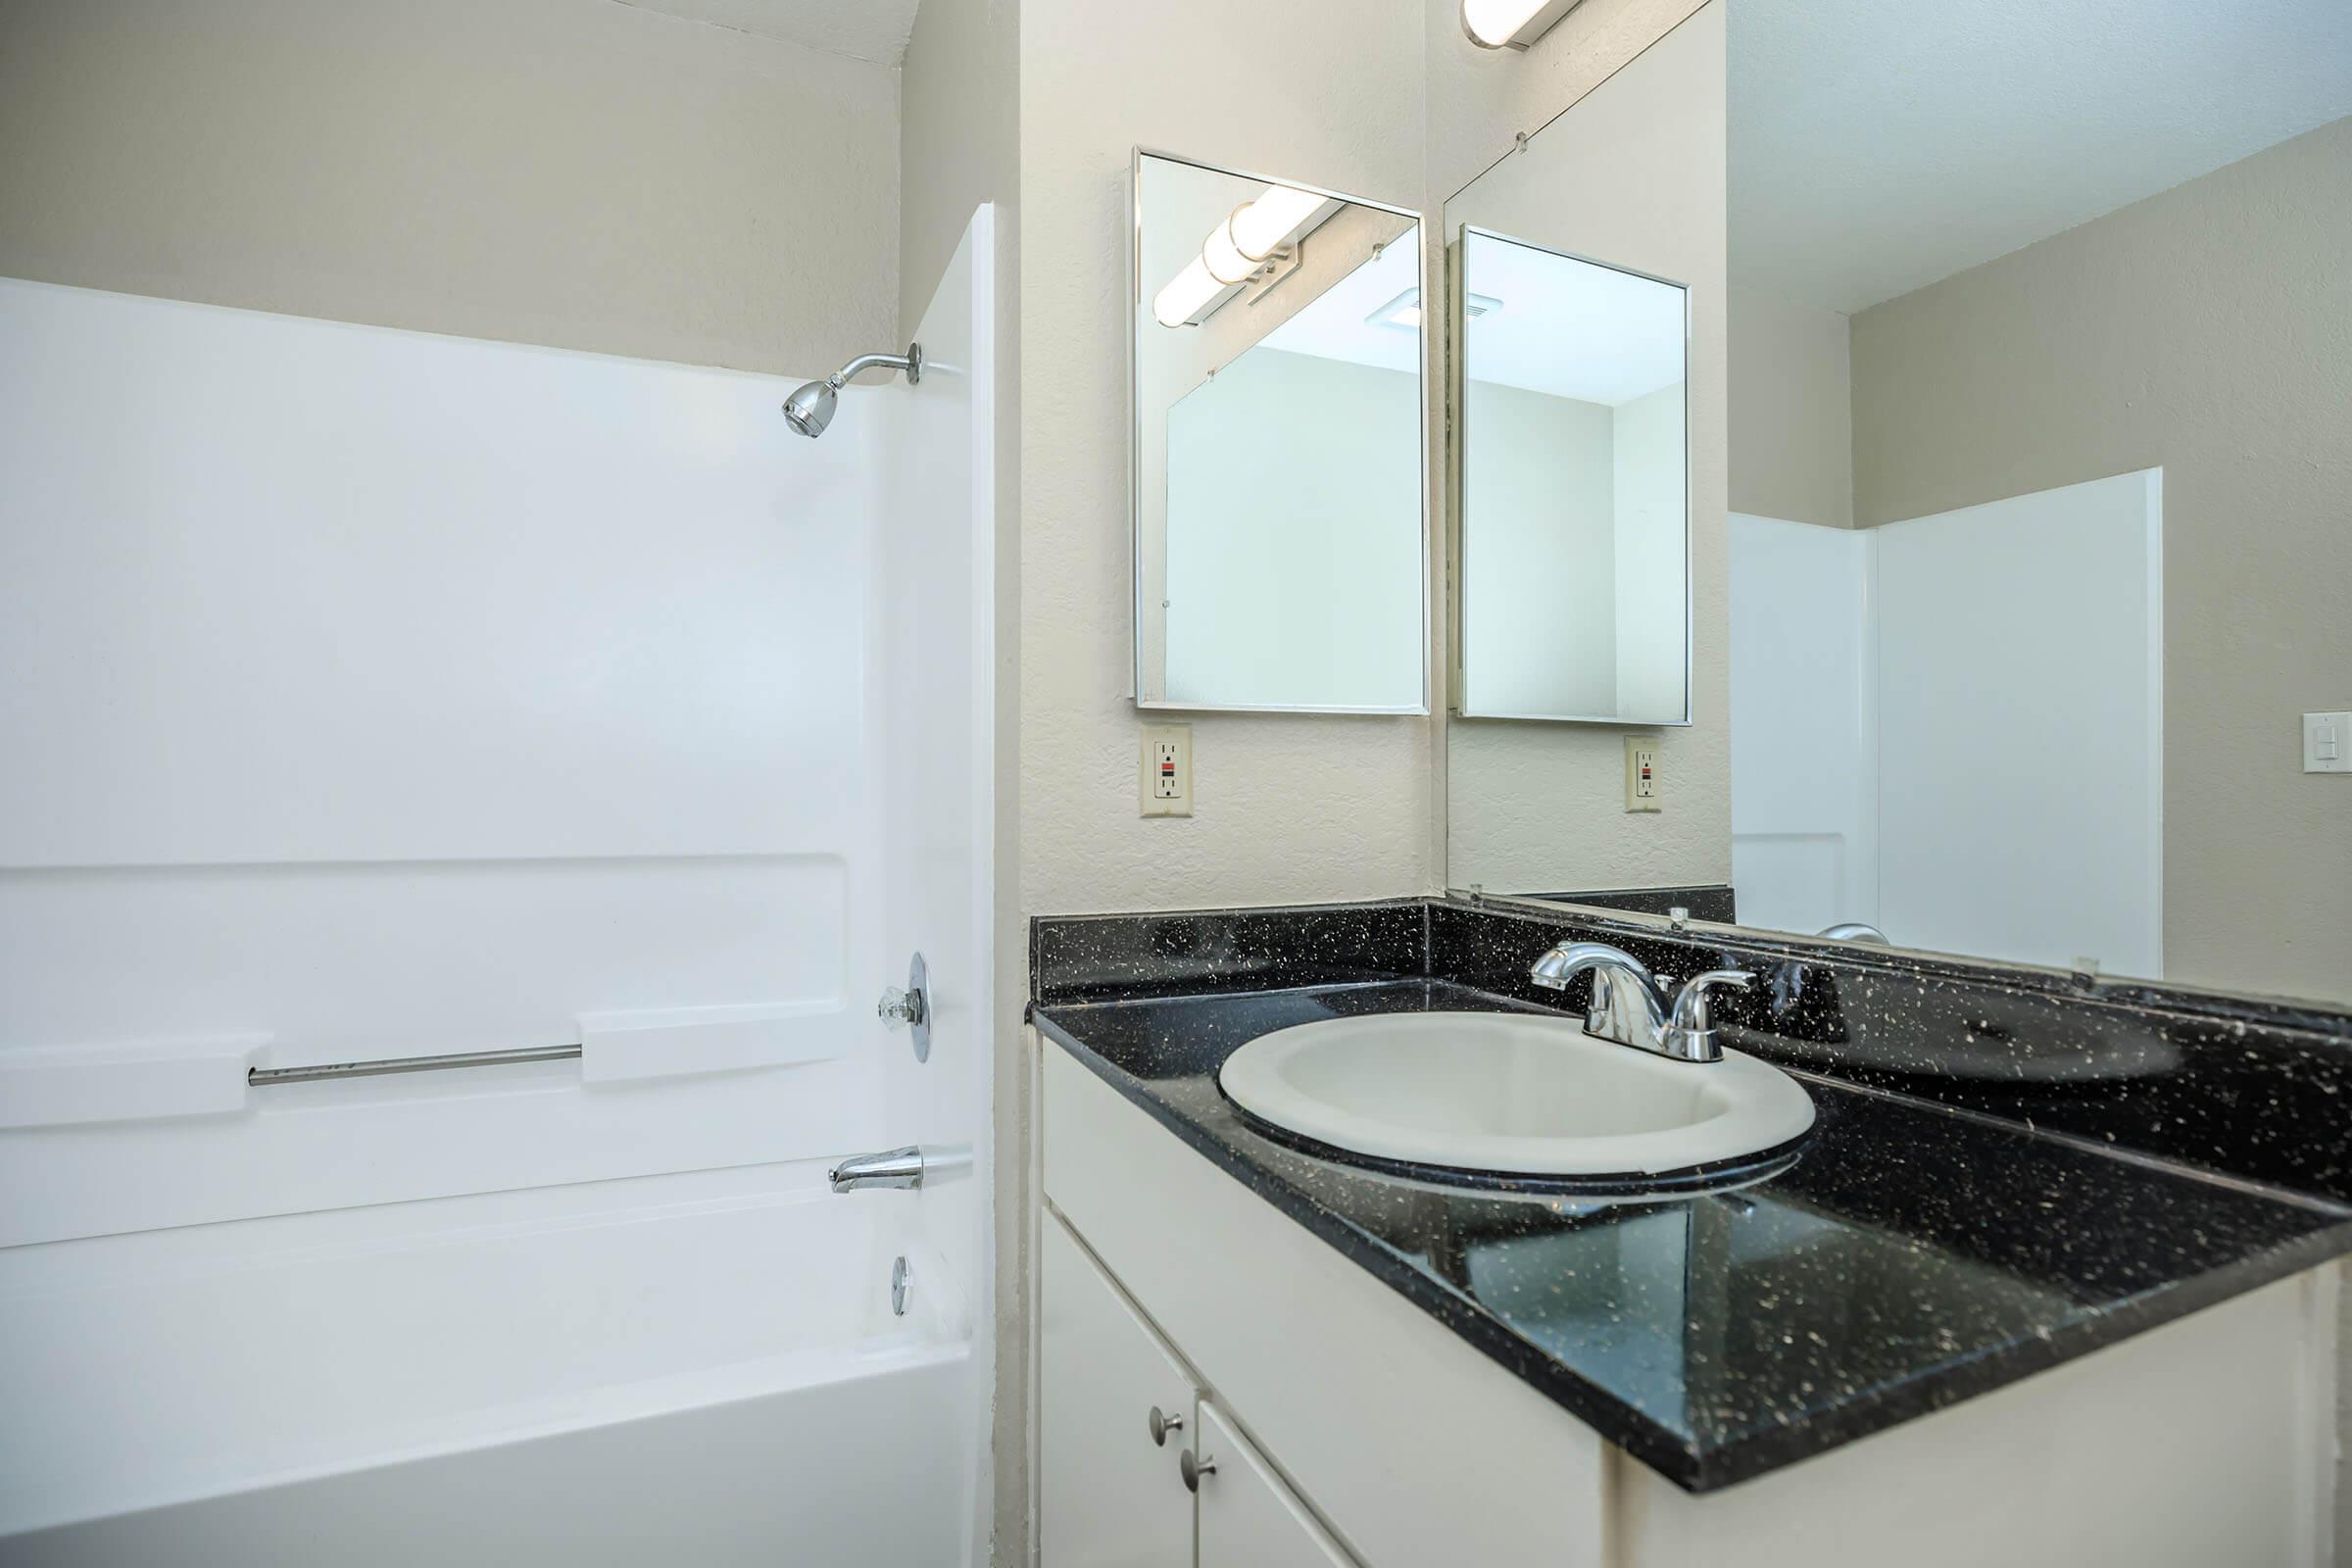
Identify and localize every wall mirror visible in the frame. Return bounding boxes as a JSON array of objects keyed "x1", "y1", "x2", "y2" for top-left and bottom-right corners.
[
  {"x1": 1451, "y1": 228, "x2": 1689, "y2": 723},
  {"x1": 1445, "y1": 0, "x2": 2351, "y2": 1009},
  {"x1": 1131, "y1": 151, "x2": 1427, "y2": 713}
]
